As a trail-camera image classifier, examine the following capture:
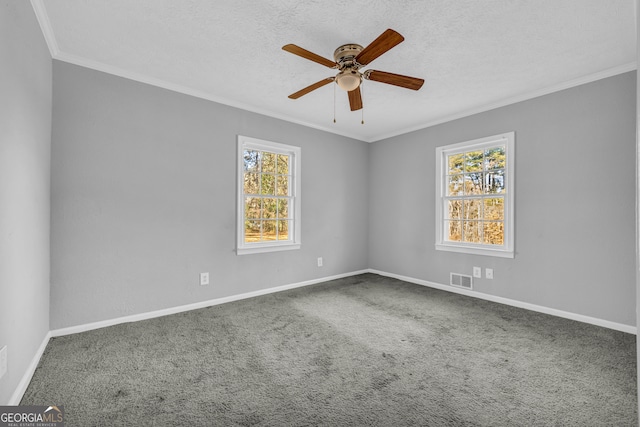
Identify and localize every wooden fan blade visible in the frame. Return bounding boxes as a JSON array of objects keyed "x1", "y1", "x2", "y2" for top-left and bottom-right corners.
[
  {"x1": 288, "y1": 77, "x2": 334, "y2": 99},
  {"x1": 282, "y1": 44, "x2": 337, "y2": 68},
  {"x1": 365, "y1": 70, "x2": 424, "y2": 90},
  {"x1": 355, "y1": 29, "x2": 404, "y2": 66},
  {"x1": 348, "y1": 86, "x2": 363, "y2": 111}
]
